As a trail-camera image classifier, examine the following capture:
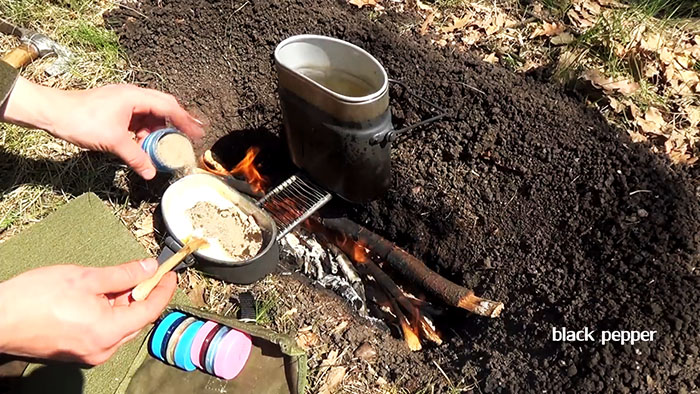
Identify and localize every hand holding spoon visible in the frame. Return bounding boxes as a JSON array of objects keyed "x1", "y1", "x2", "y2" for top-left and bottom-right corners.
[{"x1": 132, "y1": 236, "x2": 209, "y2": 301}]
